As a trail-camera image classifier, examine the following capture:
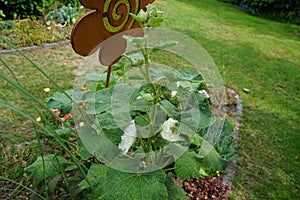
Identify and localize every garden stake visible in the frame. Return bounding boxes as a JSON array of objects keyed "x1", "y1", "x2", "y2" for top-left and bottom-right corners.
[{"x1": 105, "y1": 56, "x2": 121, "y2": 88}]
